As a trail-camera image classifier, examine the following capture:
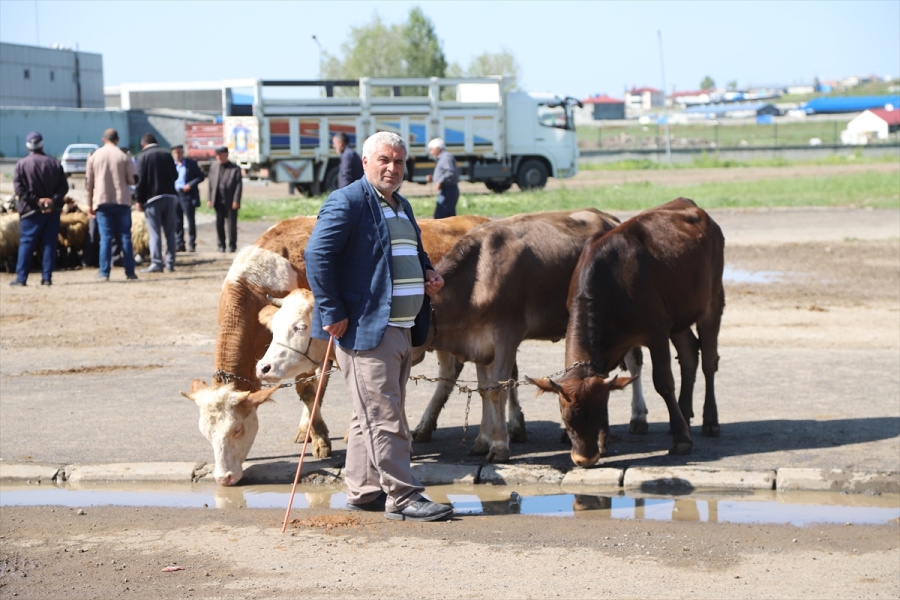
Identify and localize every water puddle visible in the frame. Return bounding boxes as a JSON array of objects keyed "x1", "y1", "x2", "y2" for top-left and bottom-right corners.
[
  {"x1": 723, "y1": 266, "x2": 785, "y2": 284},
  {"x1": 2, "y1": 483, "x2": 898, "y2": 527}
]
